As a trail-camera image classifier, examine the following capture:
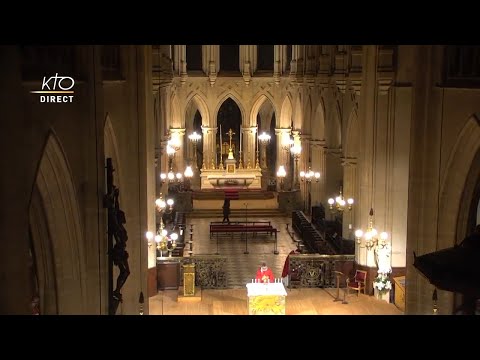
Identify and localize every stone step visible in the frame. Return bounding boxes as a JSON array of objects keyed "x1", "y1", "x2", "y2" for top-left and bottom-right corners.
[{"x1": 188, "y1": 208, "x2": 288, "y2": 218}]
